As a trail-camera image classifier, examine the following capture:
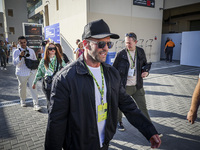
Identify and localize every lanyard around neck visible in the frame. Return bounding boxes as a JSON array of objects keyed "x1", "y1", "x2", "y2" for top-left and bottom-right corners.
[
  {"x1": 49, "y1": 57, "x2": 56, "y2": 71},
  {"x1": 84, "y1": 62, "x2": 105, "y2": 105},
  {"x1": 127, "y1": 48, "x2": 137, "y2": 69}
]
